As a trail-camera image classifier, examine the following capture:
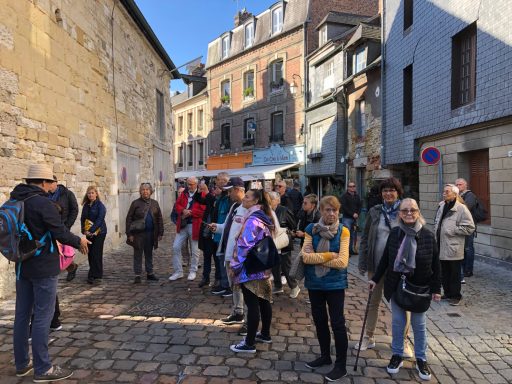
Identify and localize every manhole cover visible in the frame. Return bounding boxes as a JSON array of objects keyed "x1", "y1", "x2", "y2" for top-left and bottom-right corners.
[
  {"x1": 125, "y1": 297, "x2": 196, "y2": 318},
  {"x1": 446, "y1": 313, "x2": 462, "y2": 317}
]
